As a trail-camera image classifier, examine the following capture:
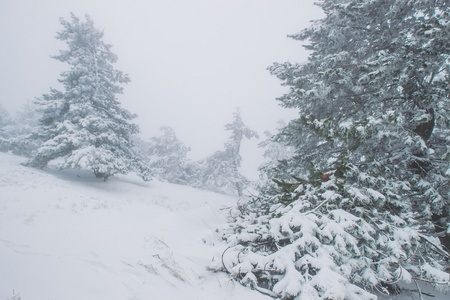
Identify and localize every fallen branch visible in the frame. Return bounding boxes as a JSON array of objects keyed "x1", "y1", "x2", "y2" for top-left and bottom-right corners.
[
  {"x1": 220, "y1": 245, "x2": 282, "y2": 298},
  {"x1": 253, "y1": 284, "x2": 280, "y2": 298},
  {"x1": 309, "y1": 198, "x2": 330, "y2": 214},
  {"x1": 418, "y1": 233, "x2": 450, "y2": 260},
  {"x1": 401, "y1": 287, "x2": 435, "y2": 297},
  {"x1": 412, "y1": 277, "x2": 450, "y2": 286},
  {"x1": 414, "y1": 279, "x2": 424, "y2": 300}
]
